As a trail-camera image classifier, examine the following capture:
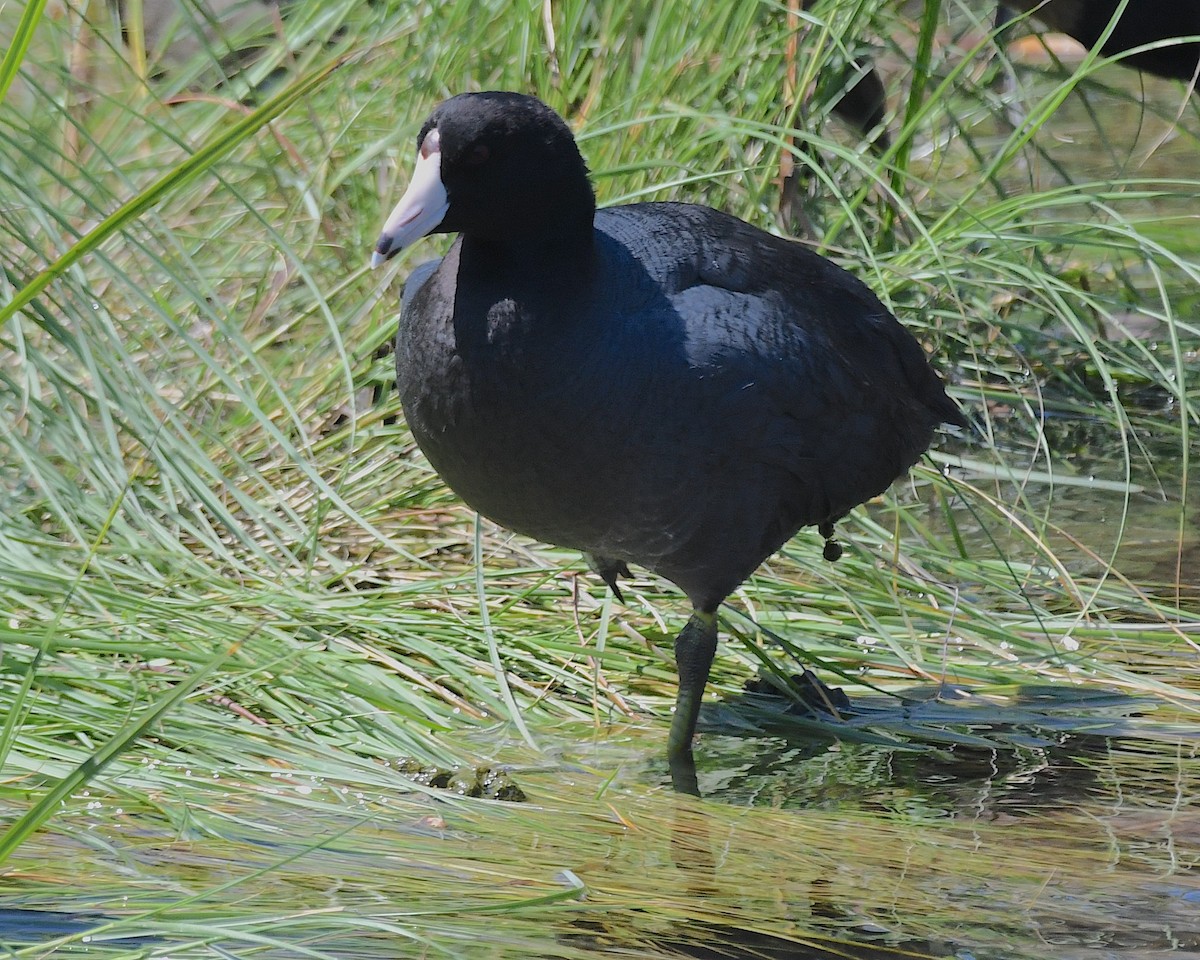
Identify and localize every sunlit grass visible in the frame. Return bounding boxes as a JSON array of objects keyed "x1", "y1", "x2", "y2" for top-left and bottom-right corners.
[{"x1": 1, "y1": 0, "x2": 1199, "y2": 955}]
